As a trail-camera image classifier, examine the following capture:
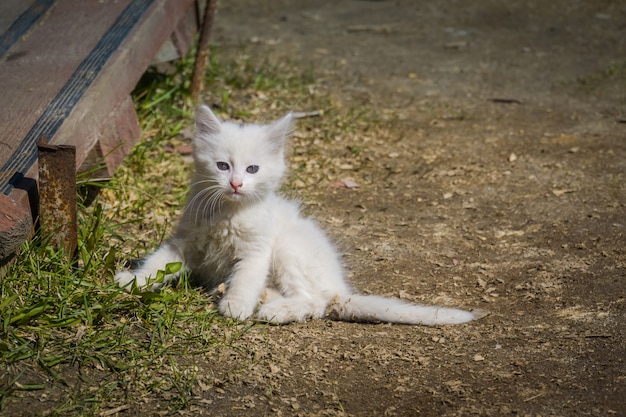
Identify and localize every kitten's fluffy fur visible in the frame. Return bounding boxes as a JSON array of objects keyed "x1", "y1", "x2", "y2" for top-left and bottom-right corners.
[{"x1": 115, "y1": 106, "x2": 485, "y2": 325}]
